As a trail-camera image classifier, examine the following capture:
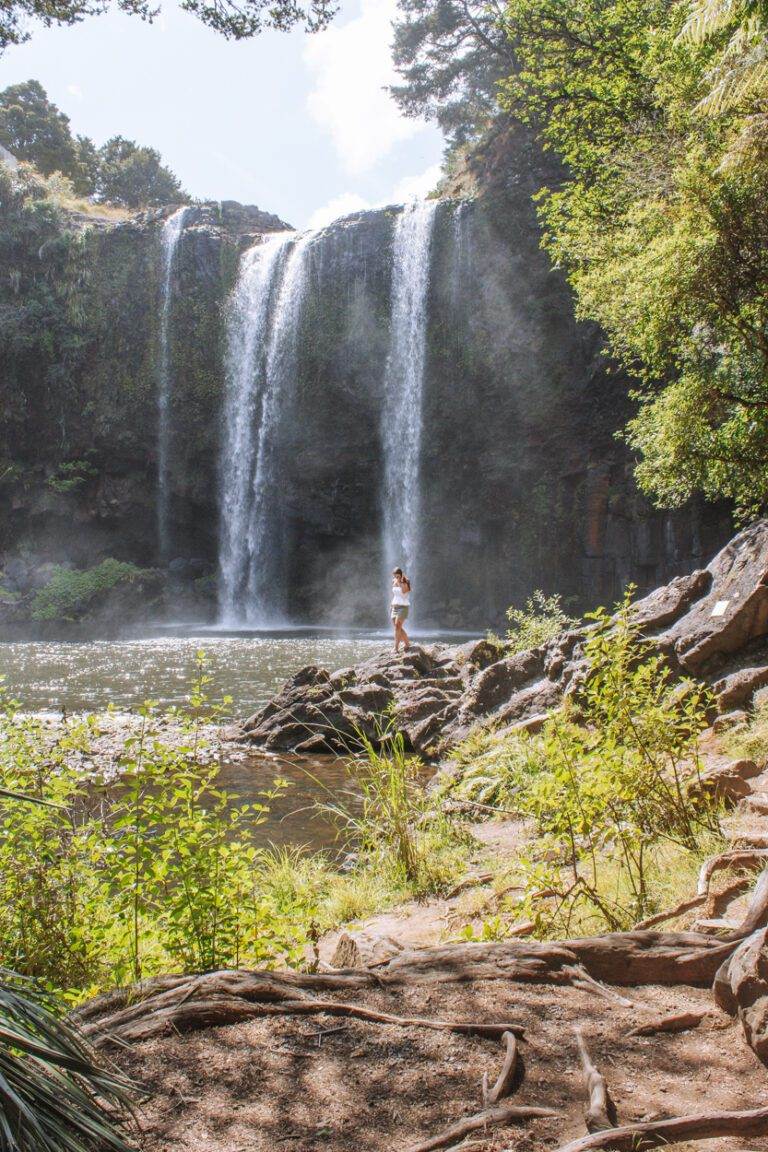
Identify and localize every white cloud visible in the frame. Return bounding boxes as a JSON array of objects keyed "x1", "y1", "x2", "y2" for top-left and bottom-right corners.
[
  {"x1": 307, "y1": 192, "x2": 371, "y2": 230},
  {"x1": 303, "y1": 0, "x2": 427, "y2": 176},
  {"x1": 391, "y1": 163, "x2": 443, "y2": 203},
  {"x1": 306, "y1": 163, "x2": 444, "y2": 231},
  {"x1": 66, "y1": 84, "x2": 84, "y2": 101}
]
